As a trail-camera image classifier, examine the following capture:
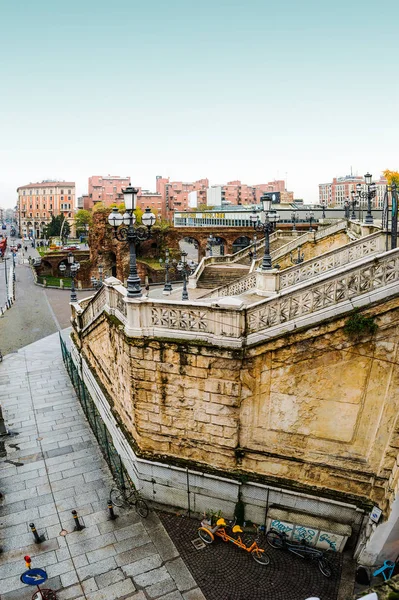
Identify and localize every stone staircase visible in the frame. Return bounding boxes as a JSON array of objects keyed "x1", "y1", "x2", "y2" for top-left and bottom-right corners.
[{"x1": 197, "y1": 264, "x2": 249, "y2": 288}]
